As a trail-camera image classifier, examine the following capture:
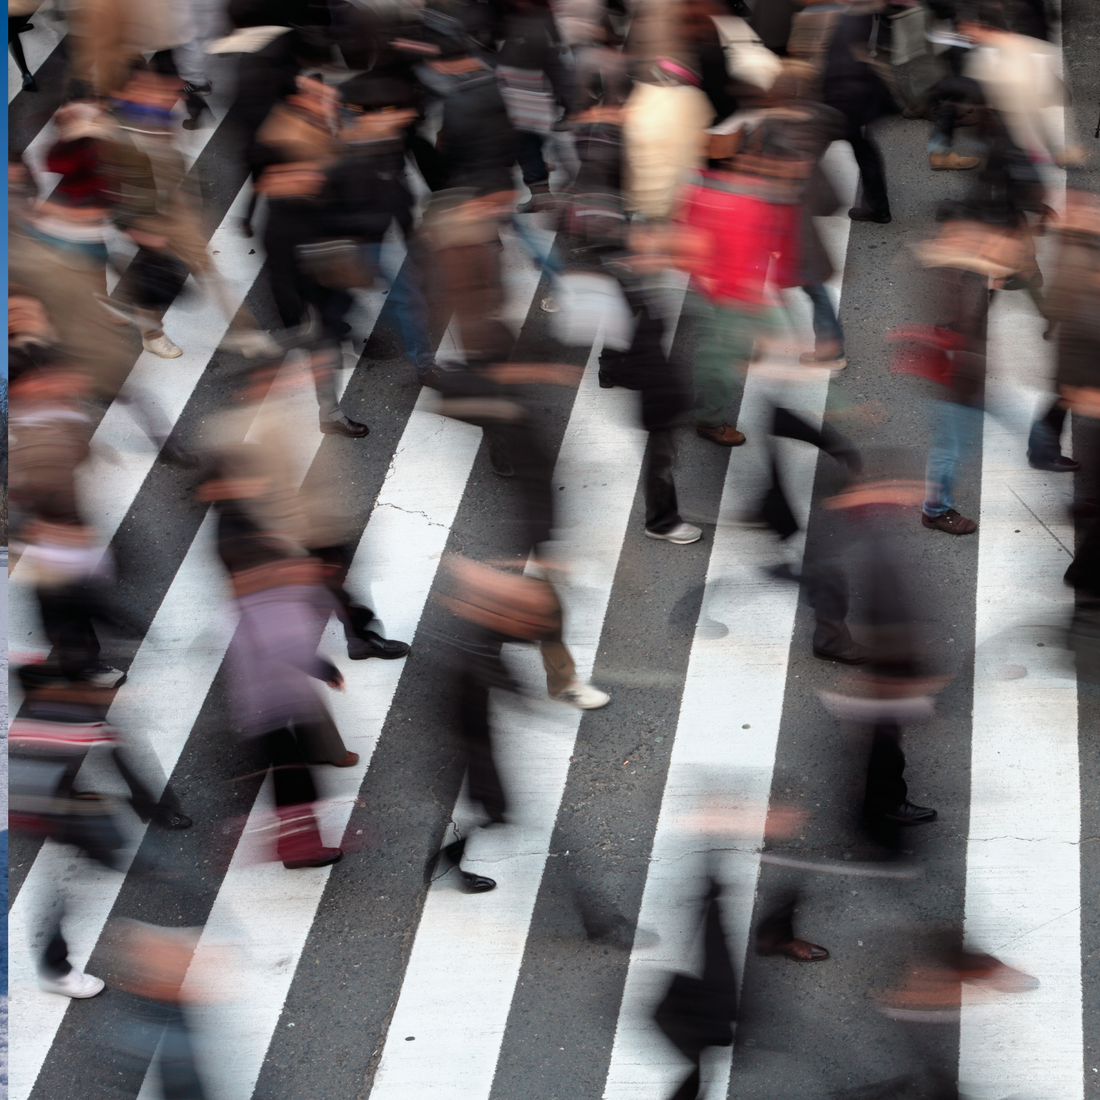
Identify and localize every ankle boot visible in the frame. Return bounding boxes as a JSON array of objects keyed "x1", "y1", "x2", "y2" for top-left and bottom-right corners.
[{"x1": 277, "y1": 804, "x2": 342, "y2": 869}]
